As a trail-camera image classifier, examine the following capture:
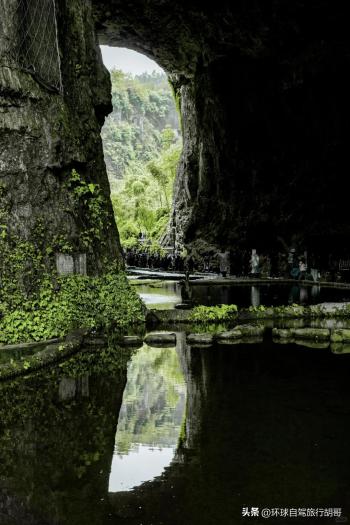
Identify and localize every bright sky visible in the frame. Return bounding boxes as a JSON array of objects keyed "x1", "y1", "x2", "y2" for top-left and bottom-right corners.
[{"x1": 100, "y1": 46, "x2": 163, "y2": 75}]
